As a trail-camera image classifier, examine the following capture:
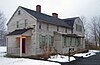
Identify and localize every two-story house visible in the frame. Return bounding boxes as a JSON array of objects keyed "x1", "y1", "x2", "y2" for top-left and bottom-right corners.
[{"x1": 6, "y1": 5, "x2": 85, "y2": 57}]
